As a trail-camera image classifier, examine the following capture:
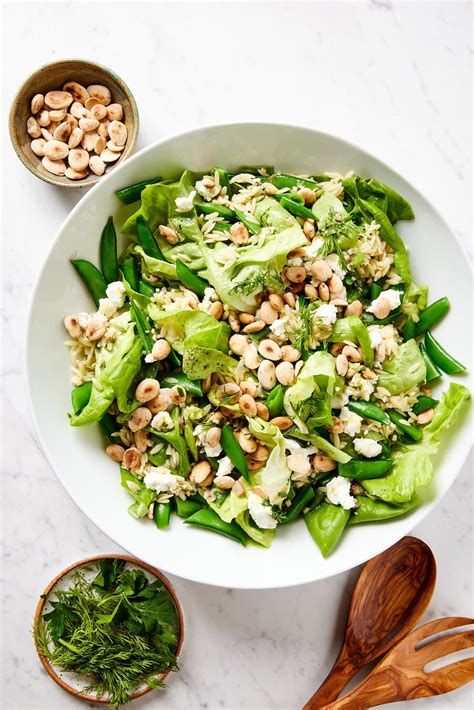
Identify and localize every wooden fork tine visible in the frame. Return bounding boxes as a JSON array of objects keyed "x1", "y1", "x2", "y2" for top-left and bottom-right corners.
[
  {"x1": 423, "y1": 657, "x2": 474, "y2": 693},
  {"x1": 405, "y1": 616, "x2": 473, "y2": 647},
  {"x1": 416, "y1": 630, "x2": 474, "y2": 666}
]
